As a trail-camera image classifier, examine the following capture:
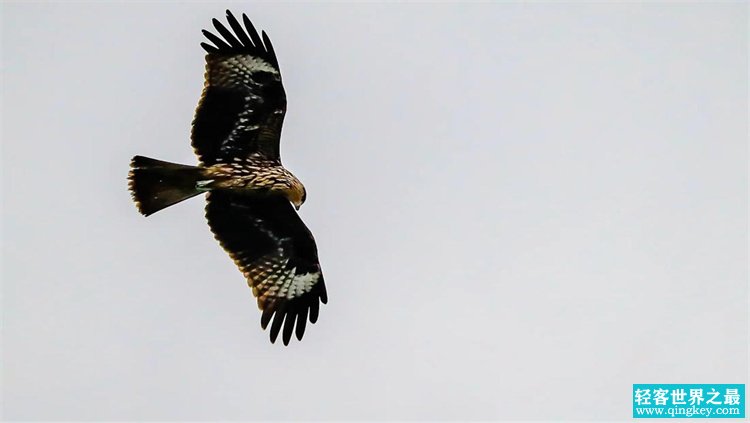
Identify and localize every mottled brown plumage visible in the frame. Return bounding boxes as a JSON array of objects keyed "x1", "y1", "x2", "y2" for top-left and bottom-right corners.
[{"x1": 128, "y1": 10, "x2": 326, "y2": 345}]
